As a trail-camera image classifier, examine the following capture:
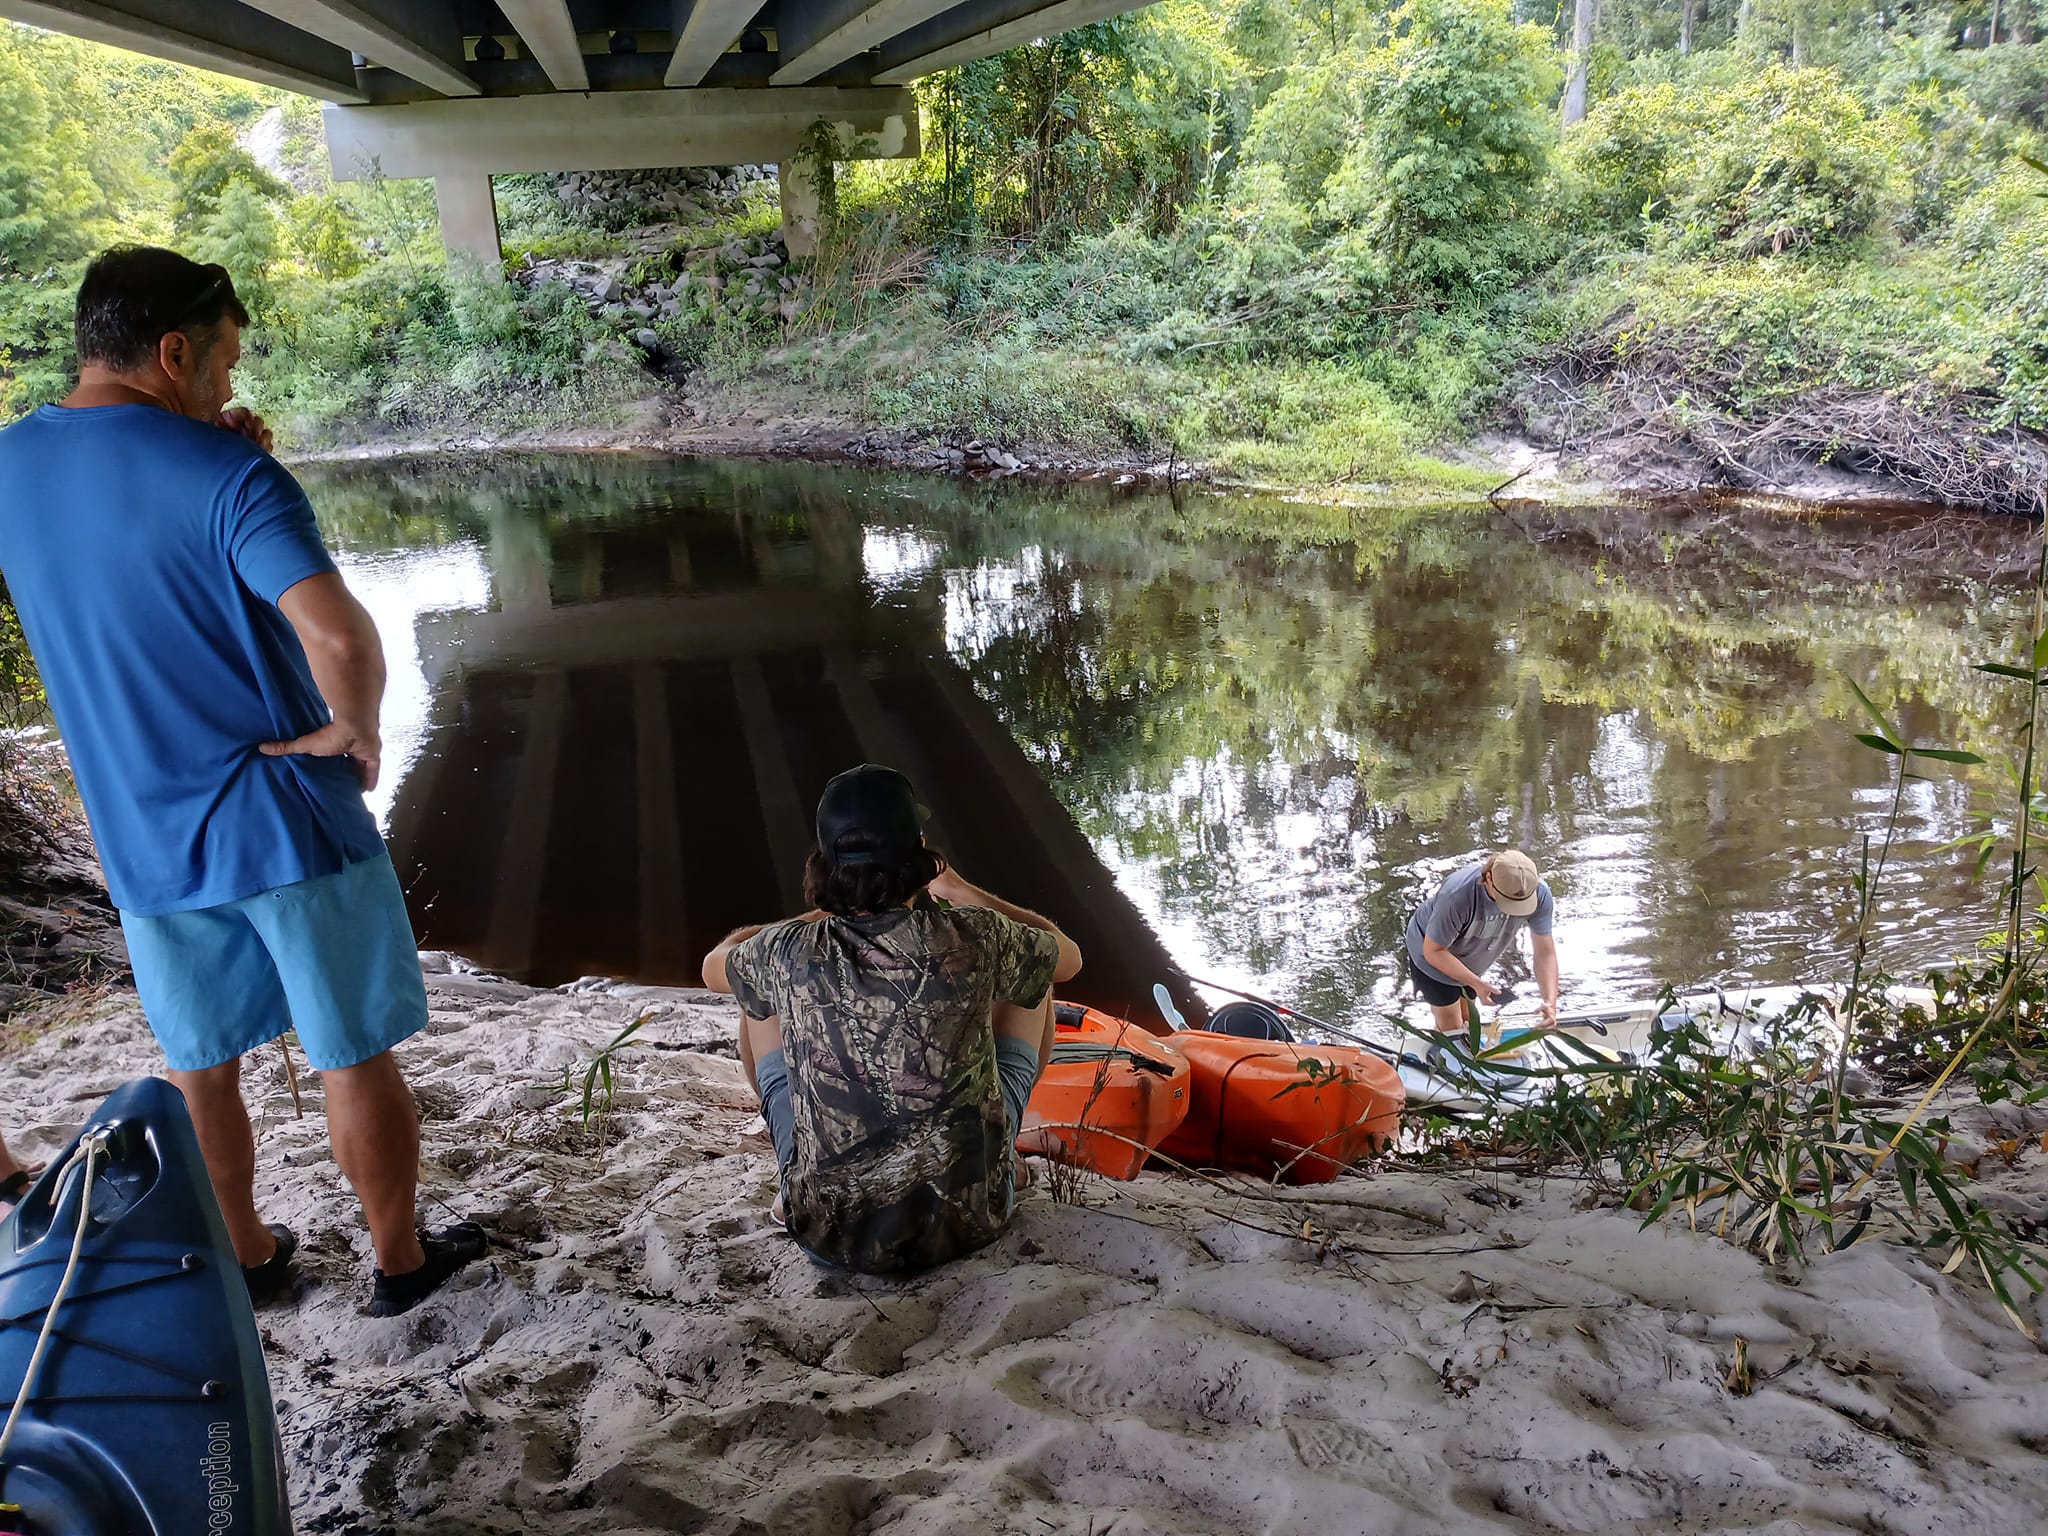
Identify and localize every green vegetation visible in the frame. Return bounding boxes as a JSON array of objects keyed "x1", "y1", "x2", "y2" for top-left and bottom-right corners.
[
  {"x1": 1, "y1": 4, "x2": 2046, "y2": 499},
  {"x1": 1420, "y1": 517, "x2": 2048, "y2": 1331},
  {"x1": 0, "y1": 25, "x2": 649, "y2": 440}
]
